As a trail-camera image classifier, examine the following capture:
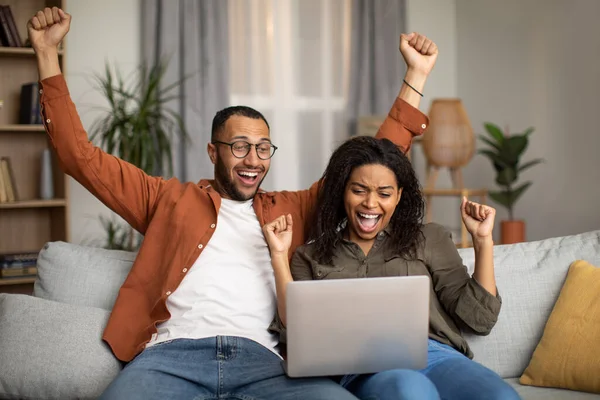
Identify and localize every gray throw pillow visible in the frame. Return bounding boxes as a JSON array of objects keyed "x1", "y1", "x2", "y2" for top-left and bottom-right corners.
[
  {"x1": 34, "y1": 241, "x2": 136, "y2": 310},
  {"x1": 0, "y1": 294, "x2": 121, "y2": 400}
]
